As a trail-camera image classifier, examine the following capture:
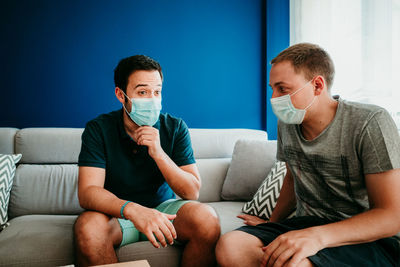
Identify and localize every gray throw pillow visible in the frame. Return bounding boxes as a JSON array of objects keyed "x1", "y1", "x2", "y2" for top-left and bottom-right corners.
[
  {"x1": 242, "y1": 161, "x2": 286, "y2": 219},
  {"x1": 221, "y1": 139, "x2": 277, "y2": 201},
  {"x1": 0, "y1": 154, "x2": 22, "y2": 231}
]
